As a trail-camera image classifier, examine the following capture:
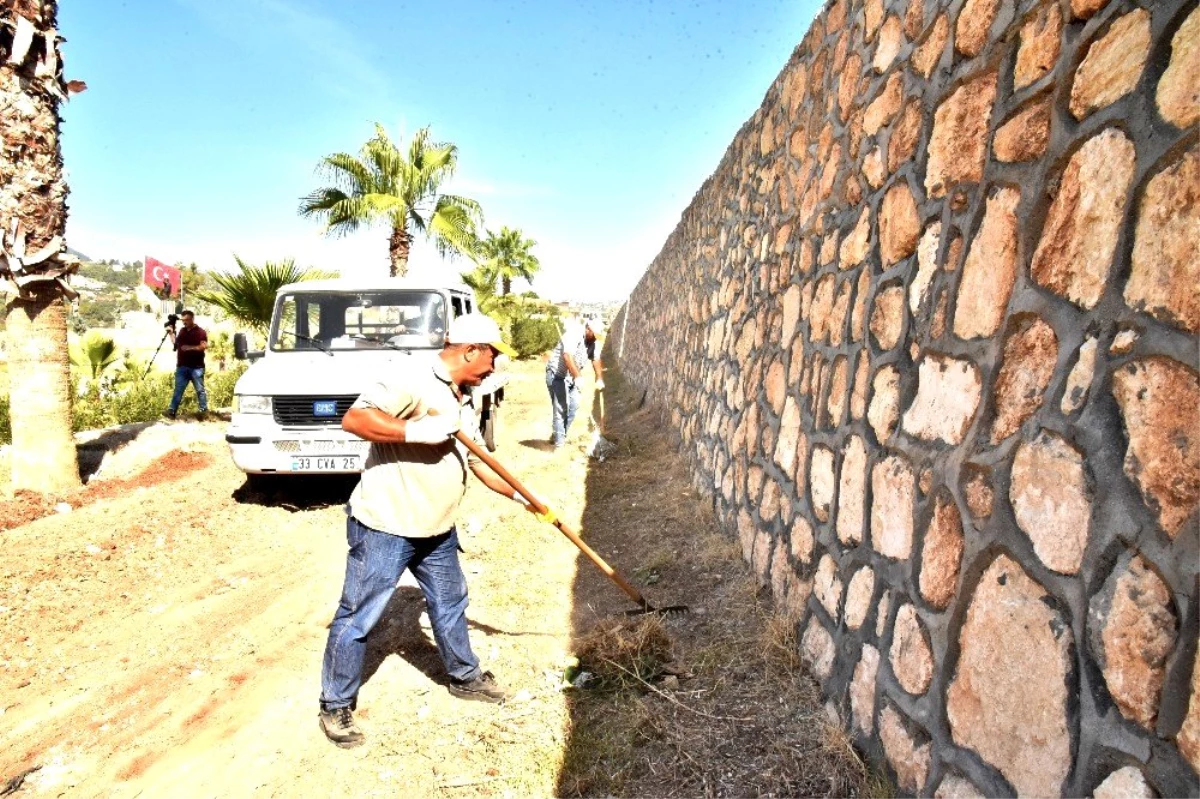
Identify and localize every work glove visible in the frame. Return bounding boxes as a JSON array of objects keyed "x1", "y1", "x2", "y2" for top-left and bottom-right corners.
[
  {"x1": 595, "y1": 379, "x2": 605, "y2": 390},
  {"x1": 515, "y1": 494, "x2": 557, "y2": 524},
  {"x1": 405, "y1": 414, "x2": 460, "y2": 444}
]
